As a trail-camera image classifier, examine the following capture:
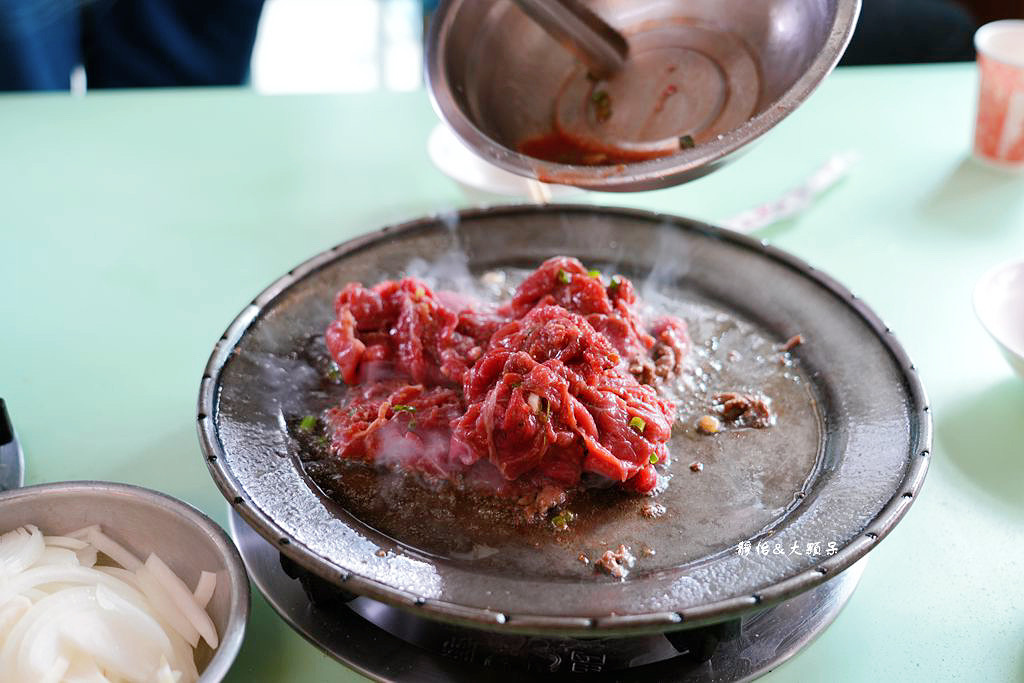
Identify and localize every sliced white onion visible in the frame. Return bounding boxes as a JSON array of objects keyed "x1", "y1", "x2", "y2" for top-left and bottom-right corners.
[
  {"x1": 74, "y1": 545, "x2": 98, "y2": 569},
  {"x1": 62, "y1": 654, "x2": 111, "y2": 682},
  {"x1": 64, "y1": 584, "x2": 177, "y2": 680},
  {"x1": 134, "y1": 567, "x2": 200, "y2": 648},
  {"x1": 7, "y1": 586, "x2": 173, "y2": 683},
  {"x1": 145, "y1": 554, "x2": 218, "y2": 649},
  {"x1": 2, "y1": 589, "x2": 93, "y2": 679},
  {"x1": 0, "y1": 564, "x2": 149, "y2": 606},
  {"x1": 0, "y1": 526, "x2": 45, "y2": 575},
  {"x1": 39, "y1": 656, "x2": 69, "y2": 683},
  {"x1": 192, "y1": 571, "x2": 216, "y2": 610},
  {"x1": 95, "y1": 565, "x2": 140, "y2": 587},
  {"x1": 0, "y1": 595, "x2": 31, "y2": 643},
  {"x1": 32, "y1": 547, "x2": 80, "y2": 568},
  {"x1": 0, "y1": 524, "x2": 220, "y2": 683},
  {"x1": 165, "y1": 621, "x2": 200, "y2": 682},
  {"x1": 42, "y1": 536, "x2": 88, "y2": 551},
  {"x1": 74, "y1": 527, "x2": 142, "y2": 572},
  {"x1": 154, "y1": 656, "x2": 183, "y2": 683},
  {"x1": 66, "y1": 525, "x2": 99, "y2": 541}
]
